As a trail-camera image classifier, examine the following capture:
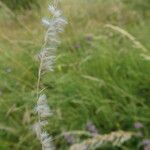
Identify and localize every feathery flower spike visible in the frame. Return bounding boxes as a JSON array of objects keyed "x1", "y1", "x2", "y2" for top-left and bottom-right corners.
[{"x1": 33, "y1": 0, "x2": 67, "y2": 150}]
